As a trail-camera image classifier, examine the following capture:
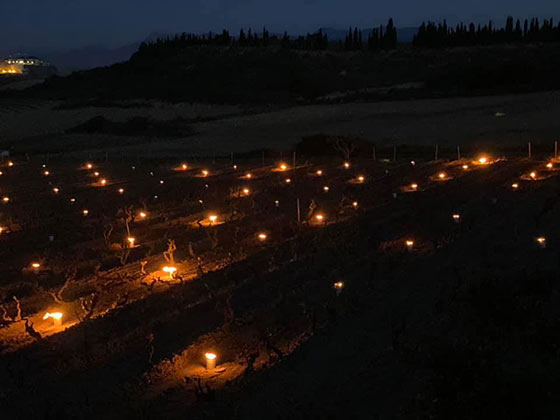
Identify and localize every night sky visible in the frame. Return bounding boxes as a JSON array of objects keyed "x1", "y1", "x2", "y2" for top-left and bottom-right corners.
[{"x1": 3, "y1": 0, "x2": 560, "y2": 51}]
